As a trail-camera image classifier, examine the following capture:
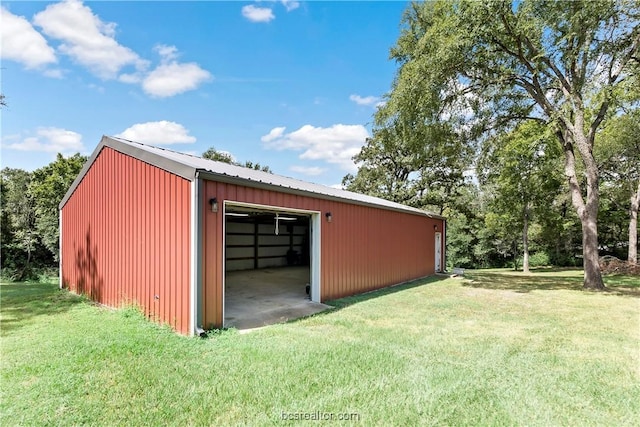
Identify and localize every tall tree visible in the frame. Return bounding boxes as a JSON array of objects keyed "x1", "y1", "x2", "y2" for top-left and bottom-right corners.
[
  {"x1": 479, "y1": 122, "x2": 563, "y2": 272},
  {"x1": 382, "y1": 0, "x2": 639, "y2": 288}
]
